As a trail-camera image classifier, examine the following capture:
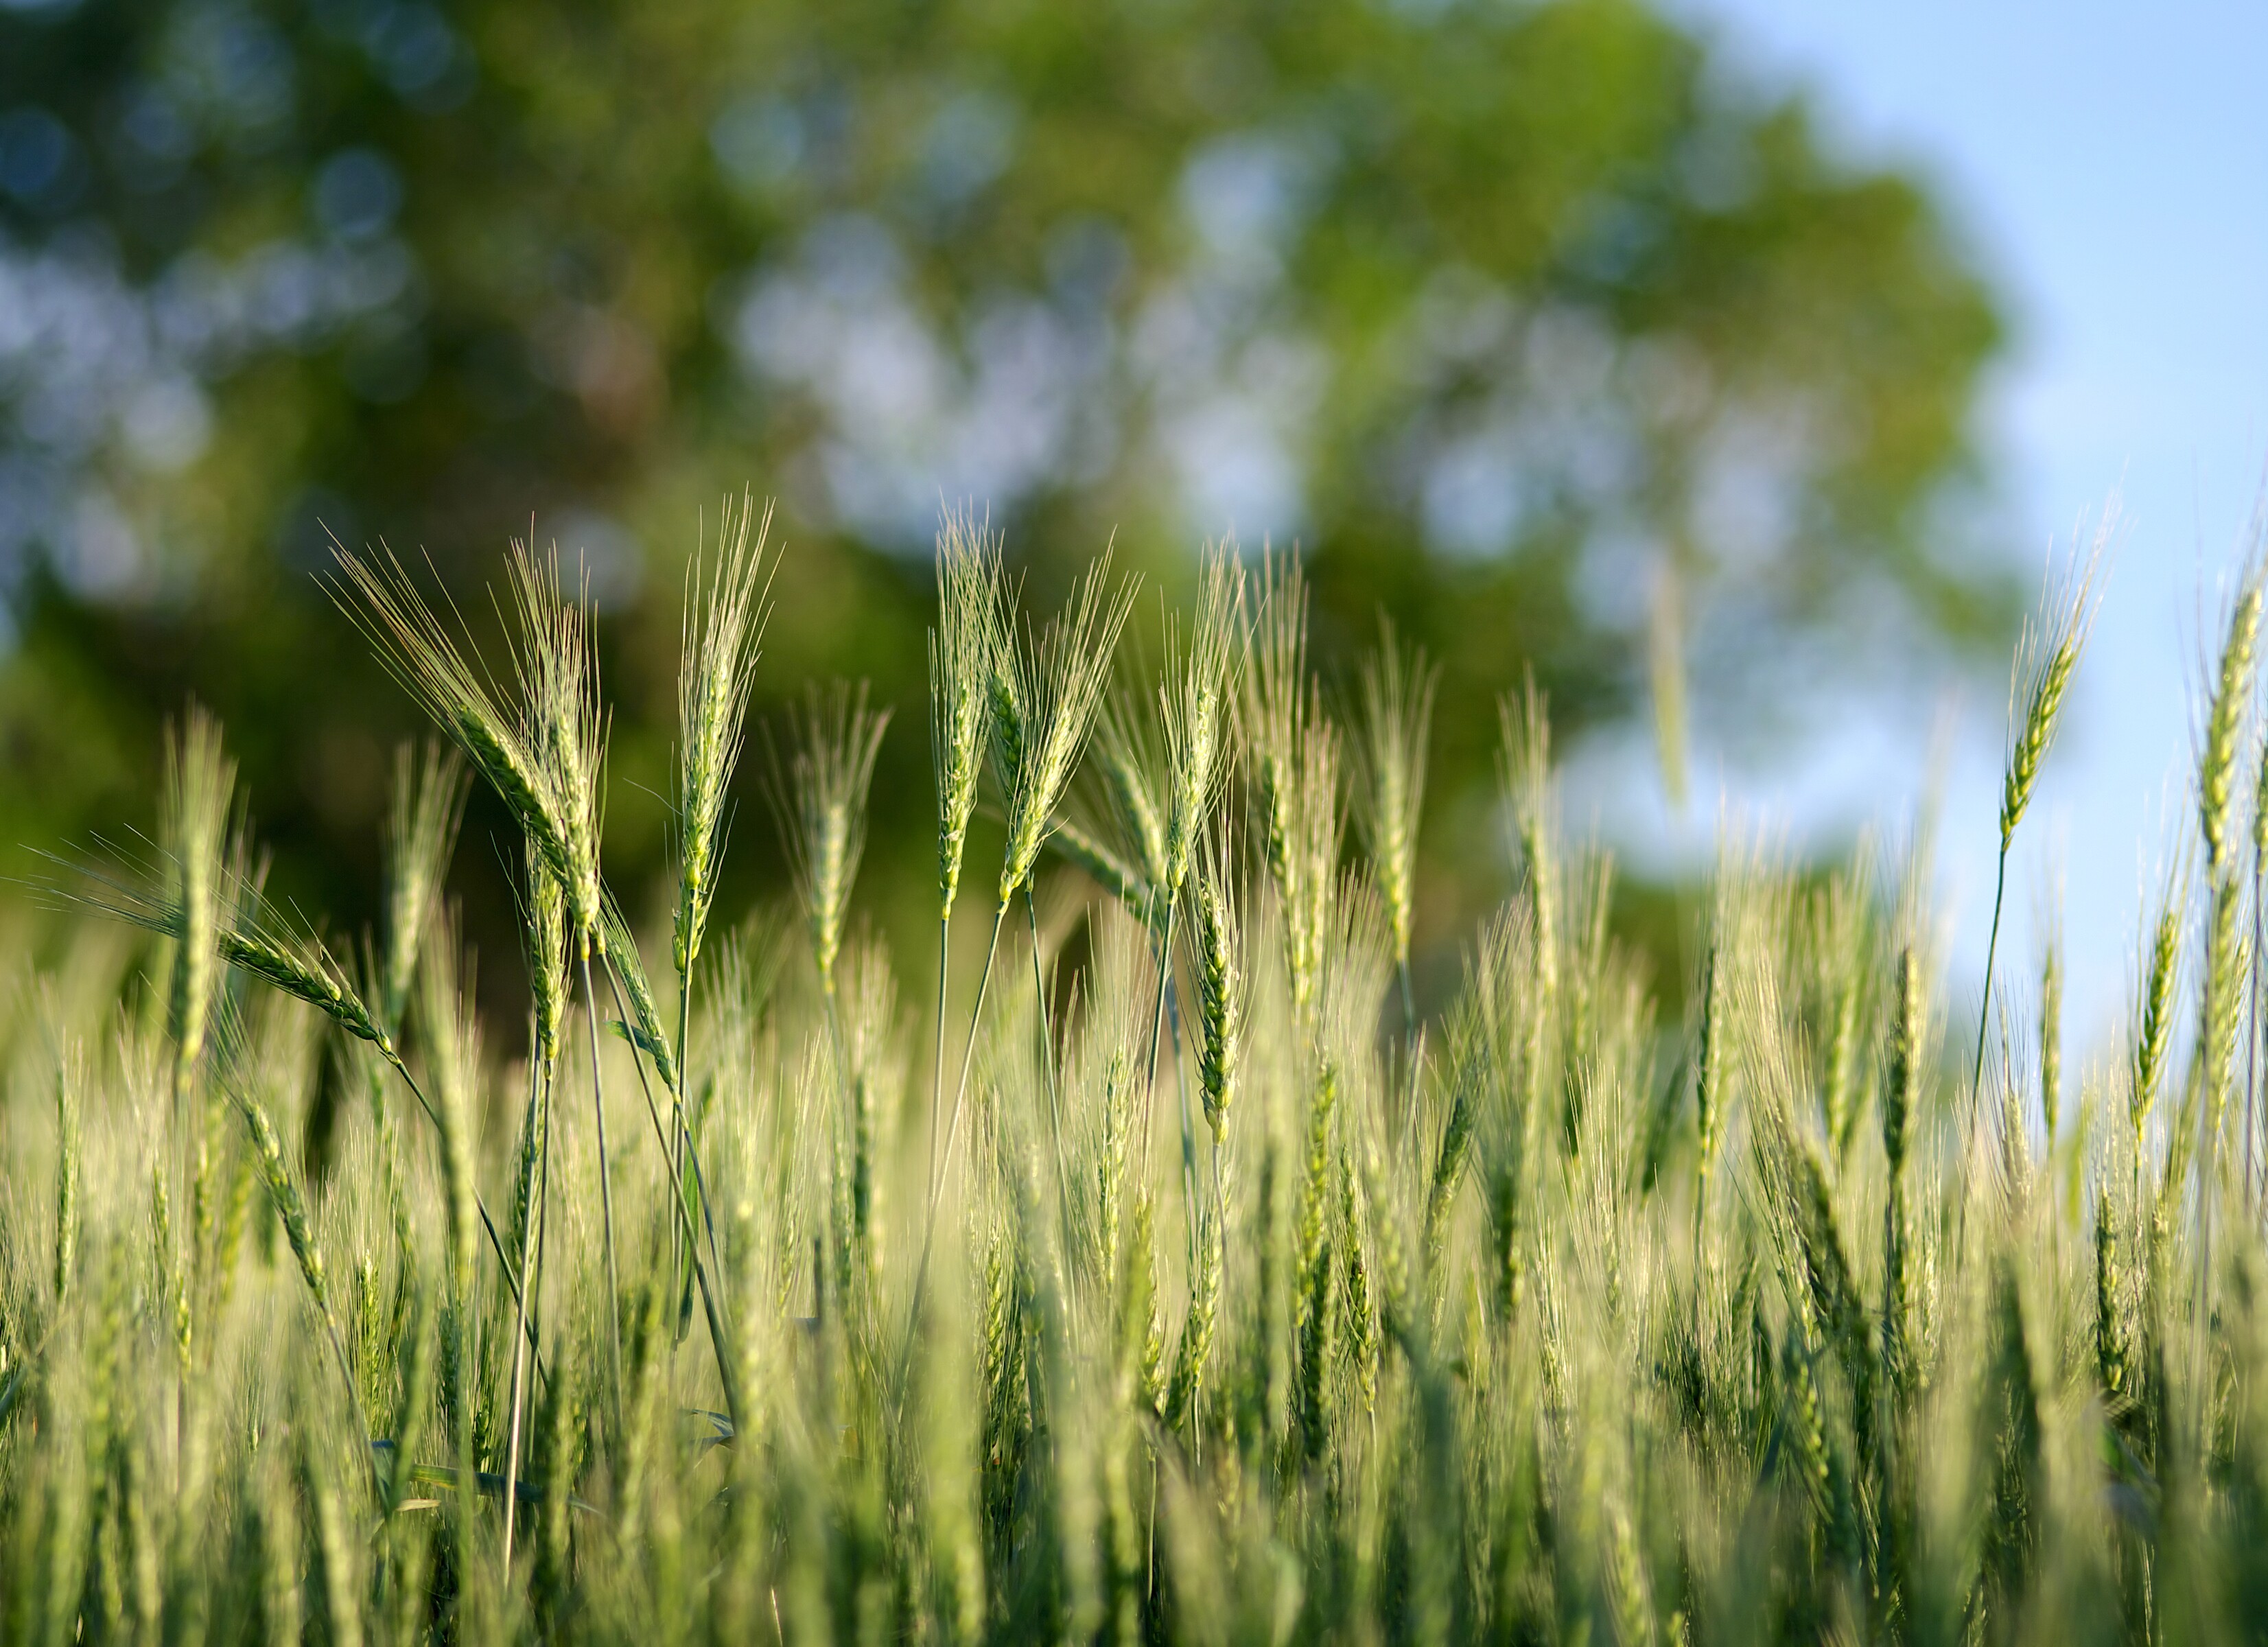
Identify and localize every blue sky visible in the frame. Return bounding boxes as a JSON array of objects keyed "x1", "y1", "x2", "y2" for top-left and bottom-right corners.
[{"x1": 1628, "y1": 0, "x2": 2268, "y2": 1049}]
